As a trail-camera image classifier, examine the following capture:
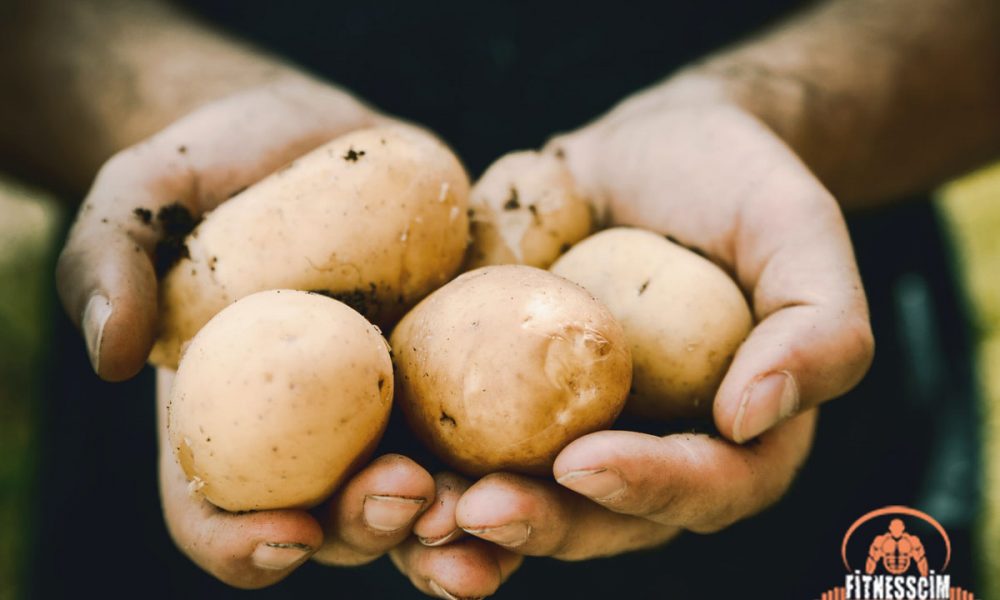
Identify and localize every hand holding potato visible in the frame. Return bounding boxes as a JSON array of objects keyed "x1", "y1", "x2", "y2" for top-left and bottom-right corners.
[
  {"x1": 440, "y1": 74, "x2": 872, "y2": 595},
  {"x1": 54, "y1": 77, "x2": 493, "y2": 592}
]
